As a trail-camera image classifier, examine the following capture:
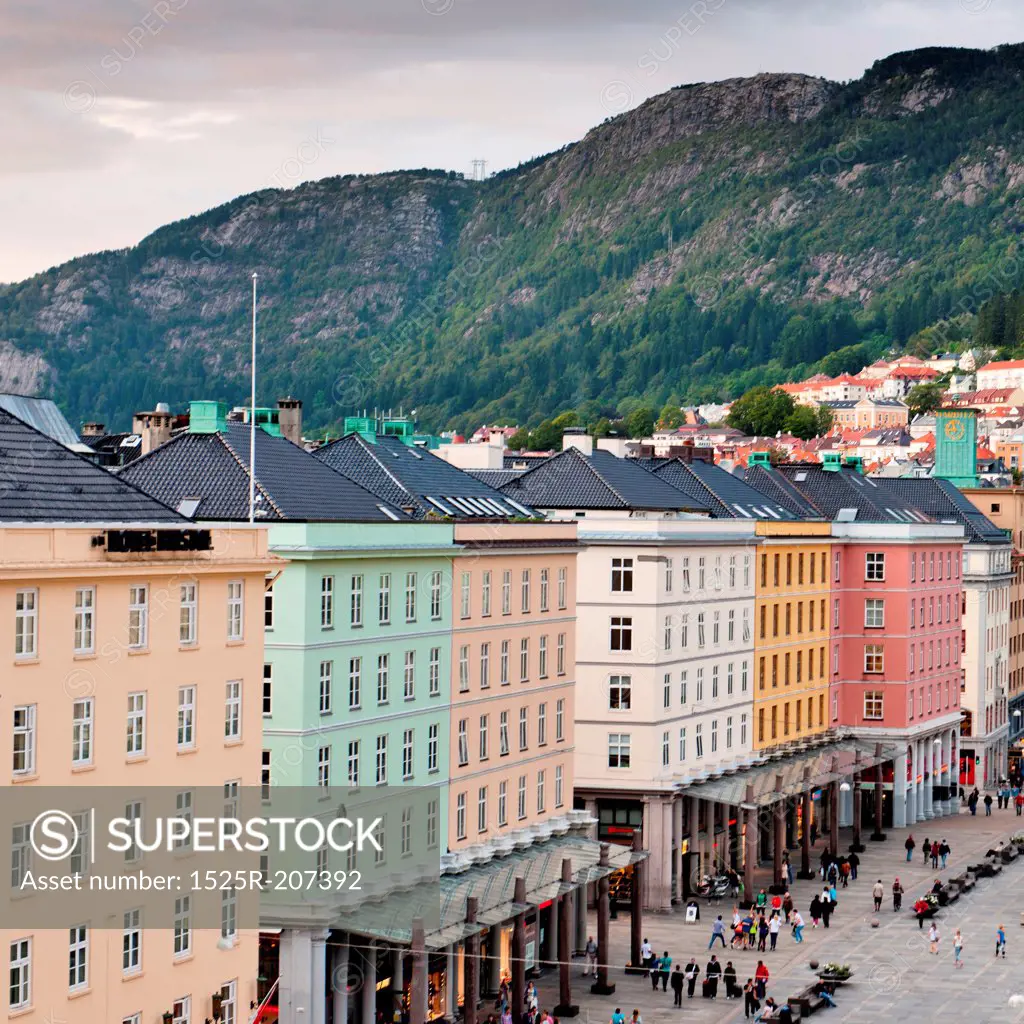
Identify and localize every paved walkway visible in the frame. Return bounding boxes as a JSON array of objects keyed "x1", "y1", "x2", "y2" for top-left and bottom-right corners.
[{"x1": 532, "y1": 805, "x2": 1024, "y2": 1023}]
